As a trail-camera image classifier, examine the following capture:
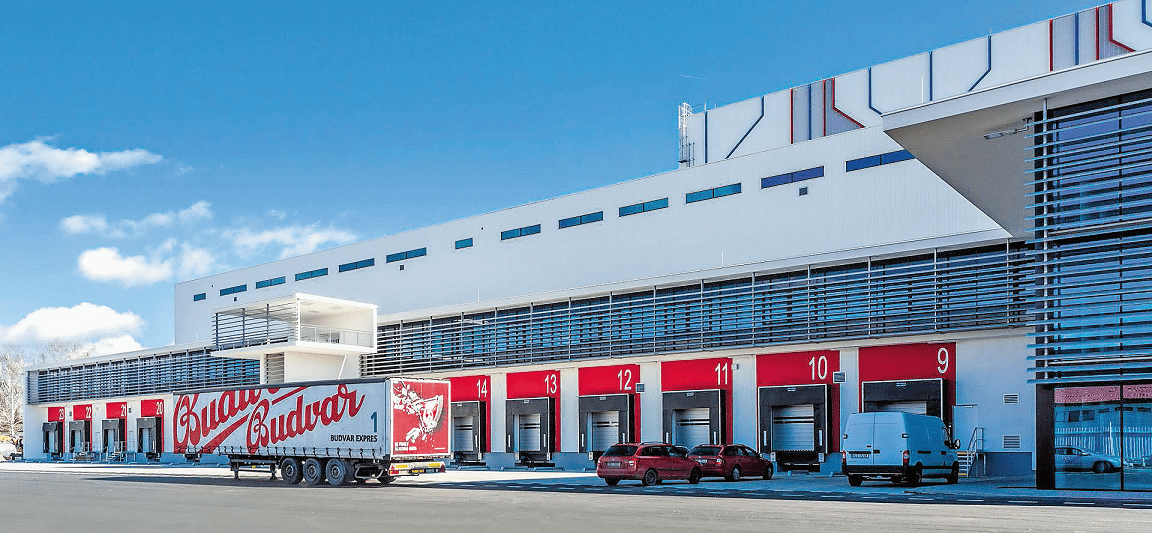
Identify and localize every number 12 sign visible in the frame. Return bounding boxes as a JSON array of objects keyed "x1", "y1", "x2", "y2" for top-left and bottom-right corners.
[{"x1": 578, "y1": 364, "x2": 641, "y2": 396}]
